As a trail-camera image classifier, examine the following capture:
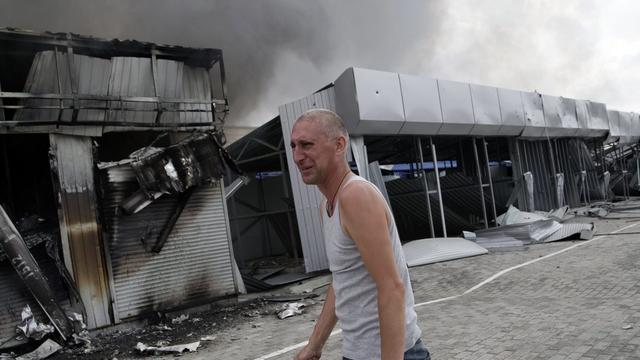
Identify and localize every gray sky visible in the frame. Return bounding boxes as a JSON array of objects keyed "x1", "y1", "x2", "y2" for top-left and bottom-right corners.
[{"x1": 1, "y1": 0, "x2": 639, "y2": 127}]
